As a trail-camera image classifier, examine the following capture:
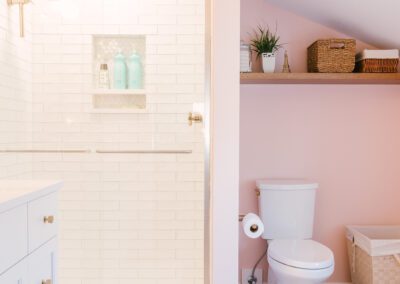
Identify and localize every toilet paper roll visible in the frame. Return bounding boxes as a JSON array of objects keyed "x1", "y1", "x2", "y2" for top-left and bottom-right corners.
[{"x1": 242, "y1": 213, "x2": 264, "y2": 239}]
